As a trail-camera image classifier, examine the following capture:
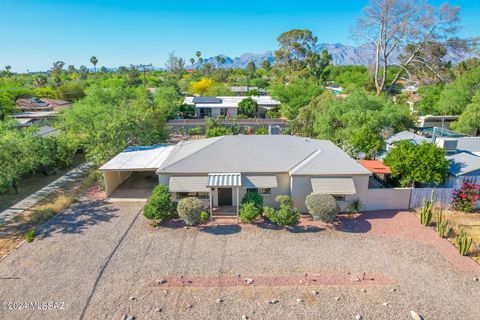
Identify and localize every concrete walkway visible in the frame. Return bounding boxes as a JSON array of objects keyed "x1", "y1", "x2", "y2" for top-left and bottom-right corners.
[{"x1": 0, "y1": 162, "x2": 94, "y2": 224}]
